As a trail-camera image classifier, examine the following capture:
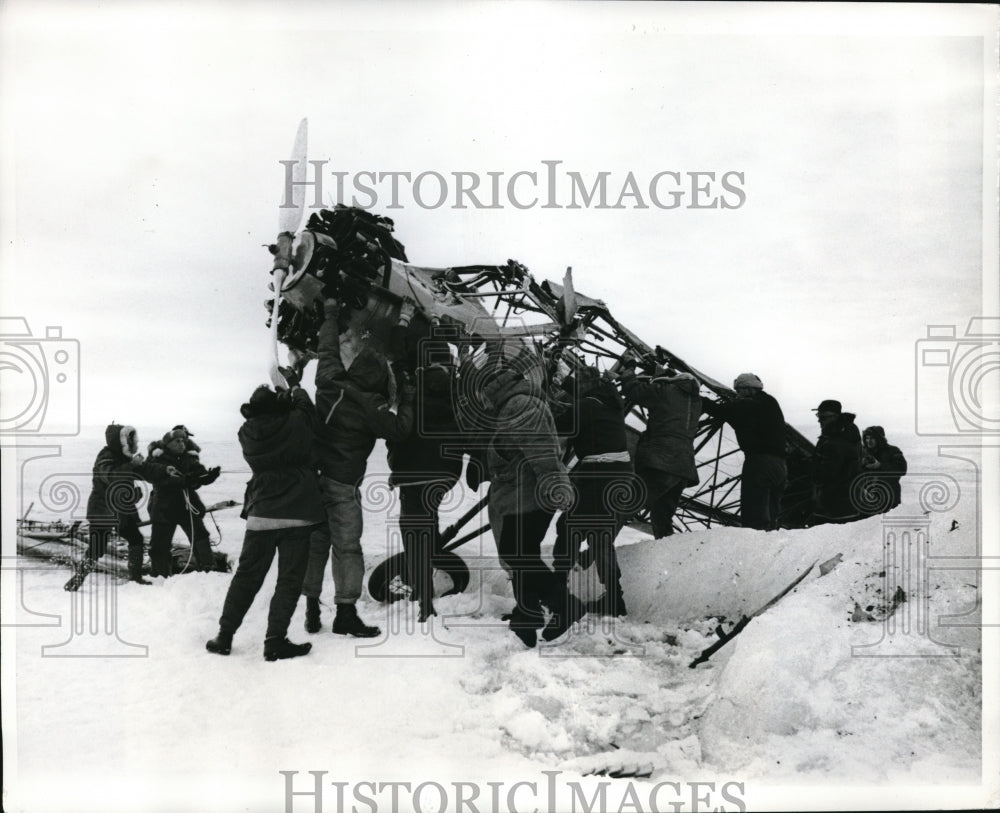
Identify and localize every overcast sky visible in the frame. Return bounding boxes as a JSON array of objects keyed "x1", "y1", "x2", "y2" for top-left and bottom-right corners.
[{"x1": 1, "y1": 2, "x2": 995, "y2": 454}]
